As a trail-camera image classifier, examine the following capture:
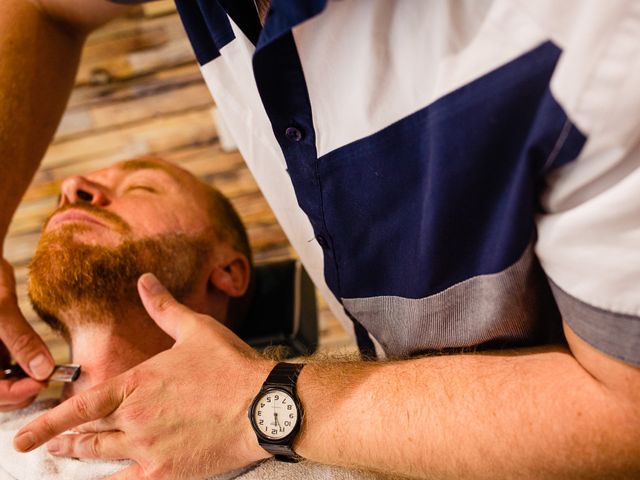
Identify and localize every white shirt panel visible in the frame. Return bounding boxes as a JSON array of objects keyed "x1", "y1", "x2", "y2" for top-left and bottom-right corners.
[
  {"x1": 533, "y1": 0, "x2": 640, "y2": 315},
  {"x1": 294, "y1": 0, "x2": 548, "y2": 157},
  {"x1": 199, "y1": 19, "x2": 356, "y2": 341}
]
